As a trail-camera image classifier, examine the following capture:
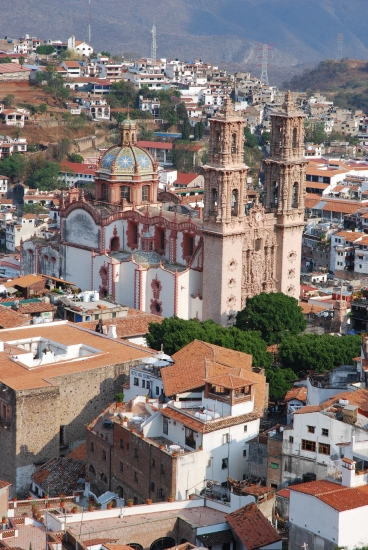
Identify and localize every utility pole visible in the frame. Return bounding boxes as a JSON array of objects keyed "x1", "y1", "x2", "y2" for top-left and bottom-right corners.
[
  {"x1": 336, "y1": 33, "x2": 343, "y2": 60},
  {"x1": 151, "y1": 20, "x2": 157, "y2": 64}
]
